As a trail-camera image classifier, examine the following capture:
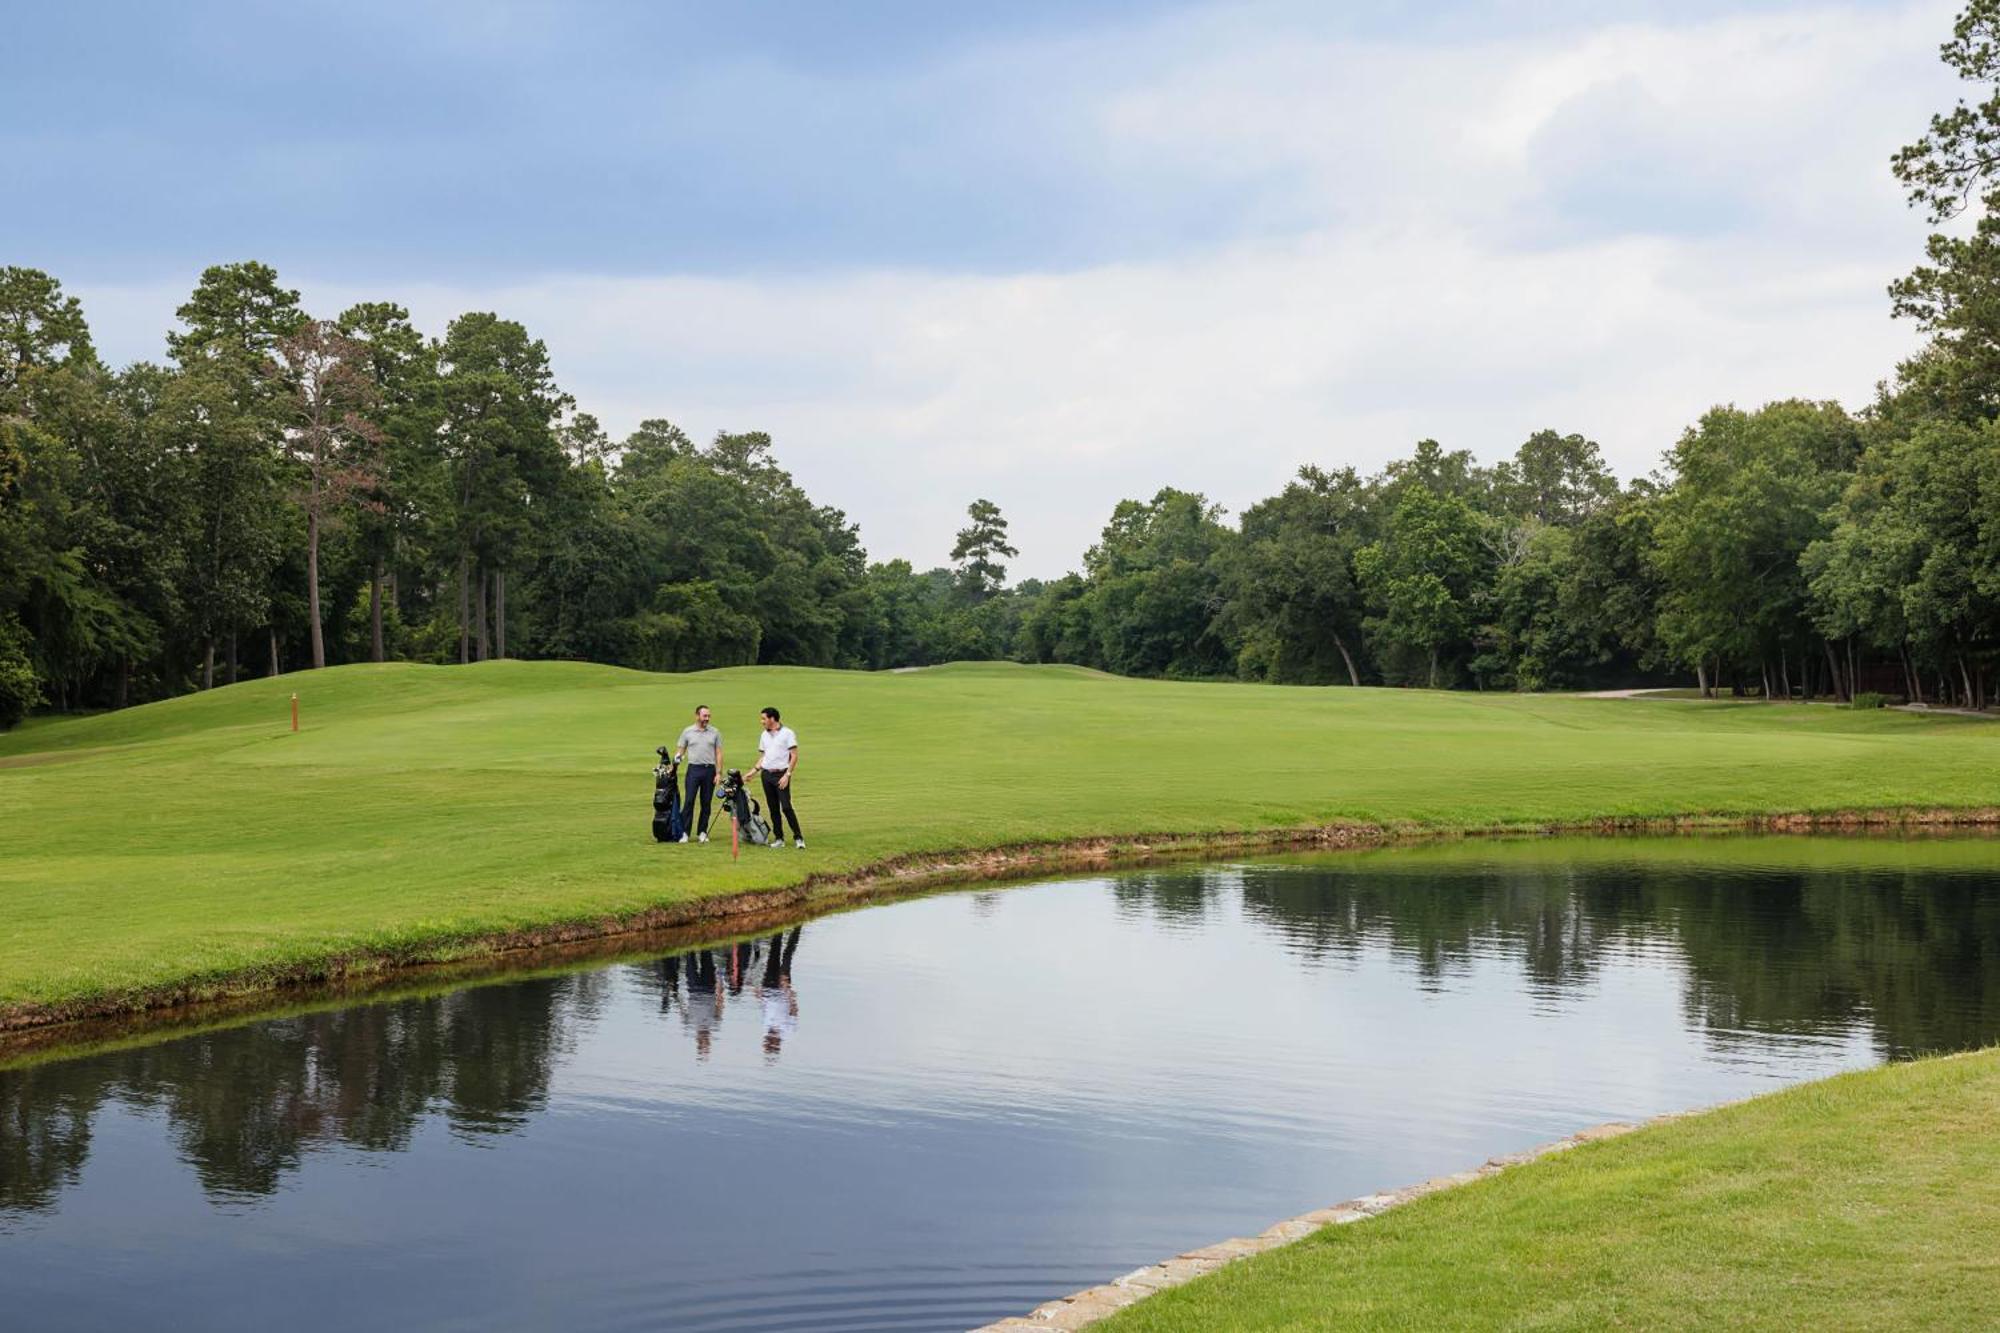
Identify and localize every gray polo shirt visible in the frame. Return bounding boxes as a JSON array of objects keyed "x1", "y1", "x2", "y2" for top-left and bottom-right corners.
[{"x1": 677, "y1": 724, "x2": 722, "y2": 766}]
